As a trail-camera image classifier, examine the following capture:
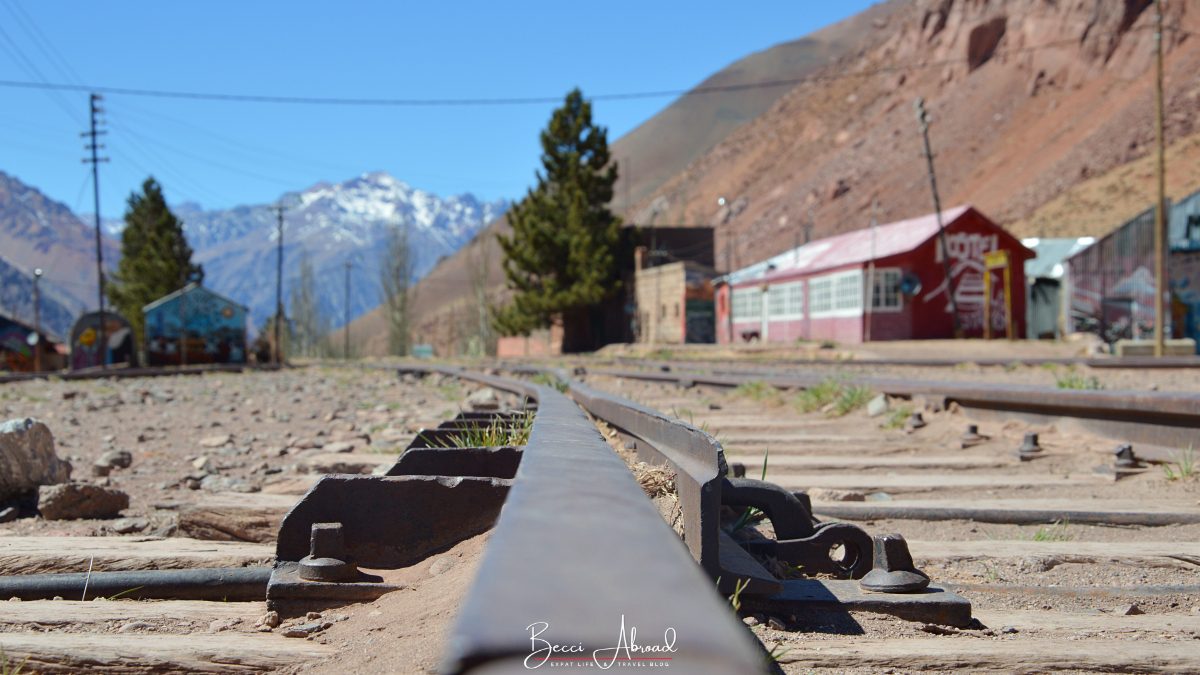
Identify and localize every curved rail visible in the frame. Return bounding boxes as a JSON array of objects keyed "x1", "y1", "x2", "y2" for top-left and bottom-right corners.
[{"x1": 397, "y1": 365, "x2": 766, "y2": 674}]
